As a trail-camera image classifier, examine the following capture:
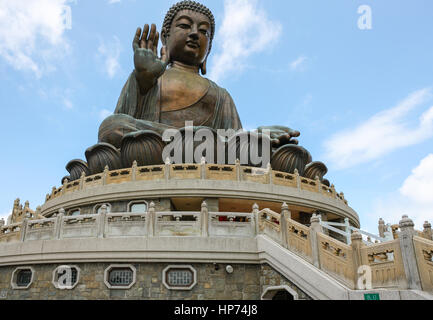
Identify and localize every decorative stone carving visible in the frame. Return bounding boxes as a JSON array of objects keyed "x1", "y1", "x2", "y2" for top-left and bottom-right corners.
[
  {"x1": 304, "y1": 161, "x2": 328, "y2": 181},
  {"x1": 270, "y1": 144, "x2": 312, "y2": 176},
  {"x1": 85, "y1": 143, "x2": 122, "y2": 174},
  {"x1": 66, "y1": 159, "x2": 90, "y2": 181},
  {"x1": 120, "y1": 130, "x2": 166, "y2": 168}
]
